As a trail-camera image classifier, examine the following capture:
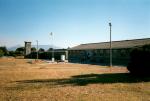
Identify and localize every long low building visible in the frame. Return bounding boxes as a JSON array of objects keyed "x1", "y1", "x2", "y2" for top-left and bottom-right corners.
[{"x1": 68, "y1": 38, "x2": 150, "y2": 66}]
